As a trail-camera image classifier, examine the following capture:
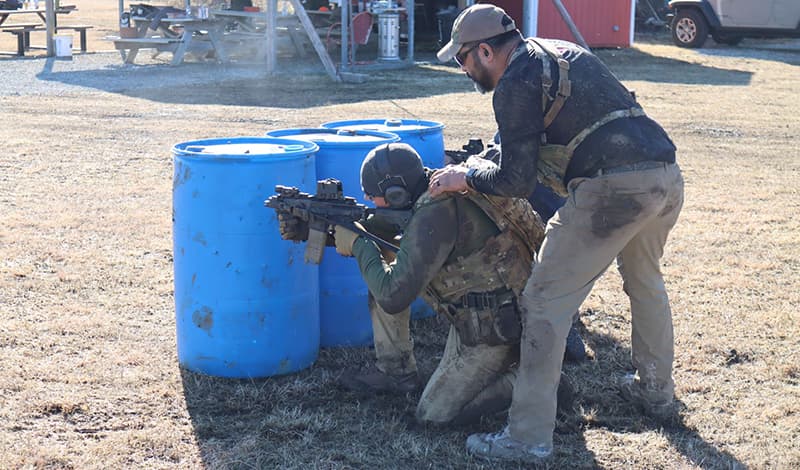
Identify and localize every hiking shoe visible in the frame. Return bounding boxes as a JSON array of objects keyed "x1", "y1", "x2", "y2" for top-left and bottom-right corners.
[
  {"x1": 466, "y1": 426, "x2": 552, "y2": 463},
  {"x1": 618, "y1": 373, "x2": 674, "y2": 419},
  {"x1": 339, "y1": 365, "x2": 420, "y2": 395},
  {"x1": 564, "y1": 323, "x2": 587, "y2": 363}
]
